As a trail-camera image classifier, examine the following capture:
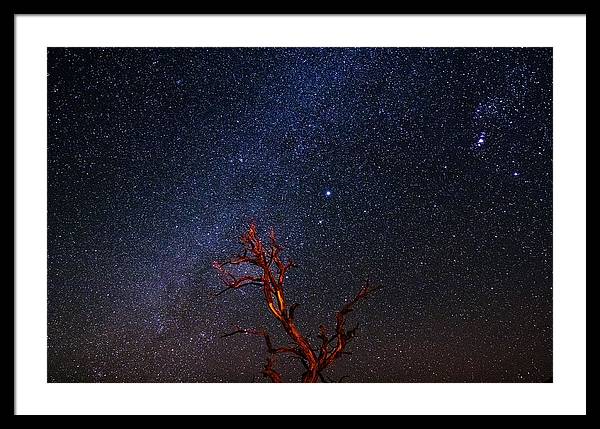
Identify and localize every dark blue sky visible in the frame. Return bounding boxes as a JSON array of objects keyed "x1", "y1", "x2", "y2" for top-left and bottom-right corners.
[{"x1": 47, "y1": 48, "x2": 552, "y2": 382}]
